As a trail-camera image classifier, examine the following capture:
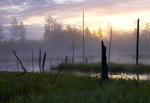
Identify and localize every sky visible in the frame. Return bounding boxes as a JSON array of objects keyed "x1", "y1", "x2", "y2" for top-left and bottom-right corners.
[{"x1": 0, "y1": 0, "x2": 150, "y2": 39}]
